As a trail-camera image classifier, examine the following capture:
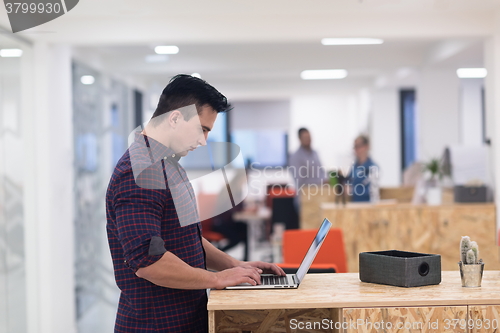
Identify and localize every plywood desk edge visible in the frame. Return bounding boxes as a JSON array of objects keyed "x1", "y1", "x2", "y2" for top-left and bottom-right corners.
[
  {"x1": 208, "y1": 271, "x2": 500, "y2": 311},
  {"x1": 208, "y1": 300, "x2": 500, "y2": 311}
]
